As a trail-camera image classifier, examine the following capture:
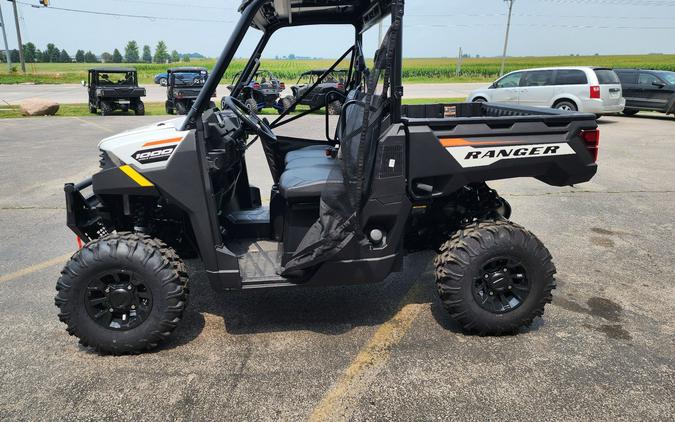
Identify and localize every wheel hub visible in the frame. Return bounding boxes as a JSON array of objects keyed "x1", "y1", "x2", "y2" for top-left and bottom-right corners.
[
  {"x1": 108, "y1": 288, "x2": 133, "y2": 309},
  {"x1": 473, "y1": 257, "x2": 530, "y2": 314},
  {"x1": 84, "y1": 271, "x2": 153, "y2": 330}
]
